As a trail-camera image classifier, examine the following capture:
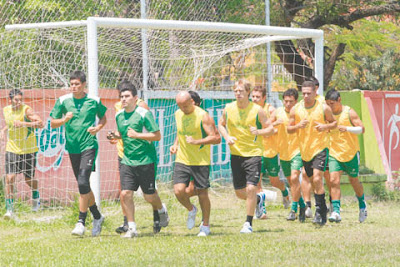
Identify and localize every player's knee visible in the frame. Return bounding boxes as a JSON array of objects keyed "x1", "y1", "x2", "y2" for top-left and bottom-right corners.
[
  {"x1": 143, "y1": 192, "x2": 157, "y2": 203},
  {"x1": 120, "y1": 190, "x2": 132, "y2": 200},
  {"x1": 77, "y1": 169, "x2": 91, "y2": 195},
  {"x1": 173, "y1": 185, "x2": 186, "y2": 197}
]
